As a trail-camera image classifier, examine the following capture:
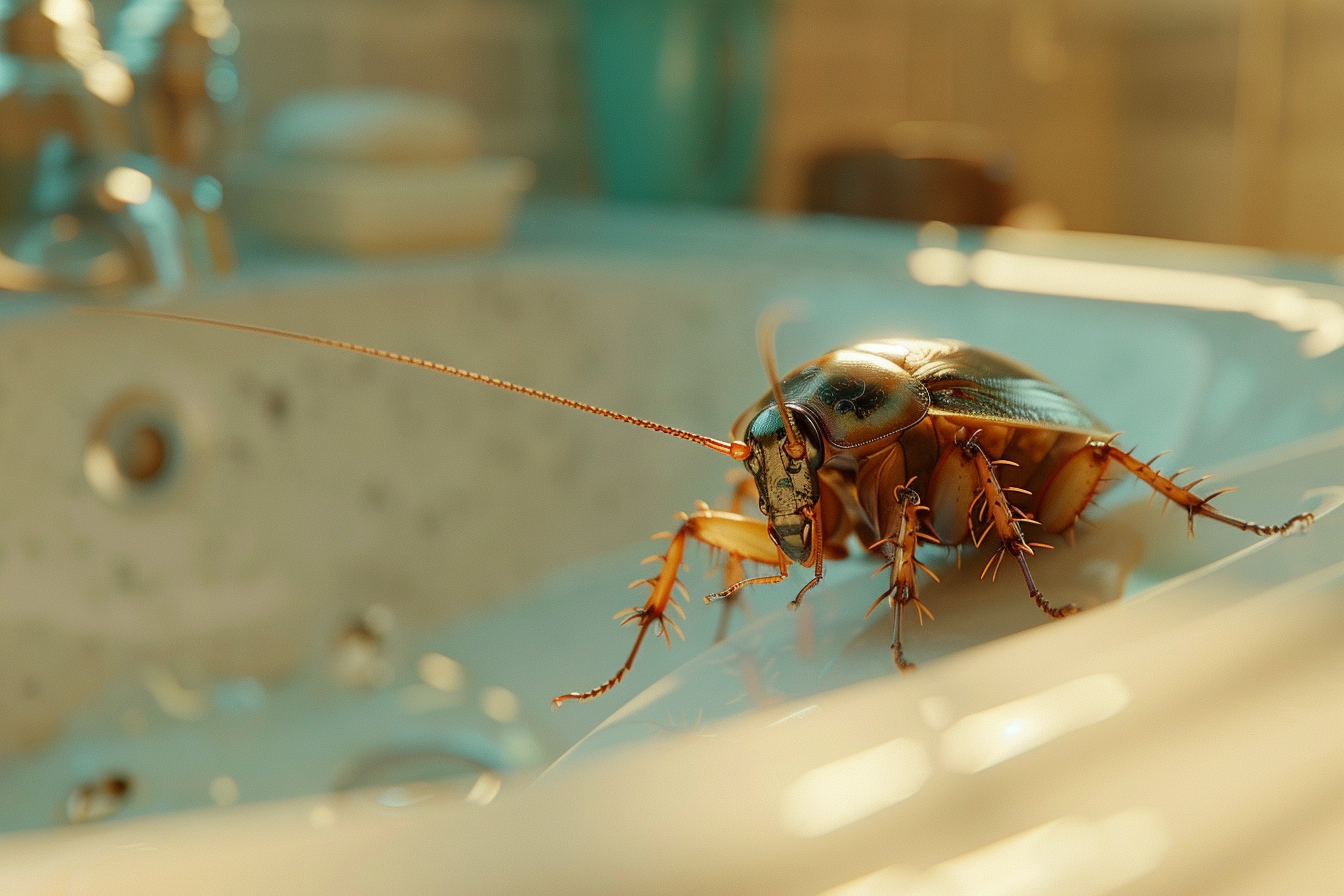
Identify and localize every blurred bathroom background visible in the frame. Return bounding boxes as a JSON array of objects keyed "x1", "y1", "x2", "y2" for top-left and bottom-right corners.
[
  {"x1": 7, "y1": 0, "x2": 1344, "y2": 262},
  {"x1": 219, "y1": 0, "x2": 1343, "y2": 253}
]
